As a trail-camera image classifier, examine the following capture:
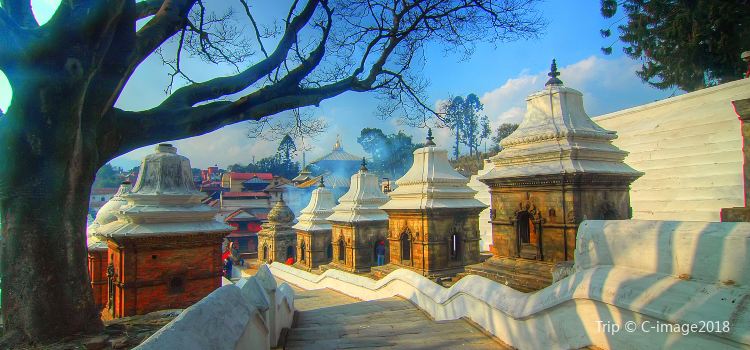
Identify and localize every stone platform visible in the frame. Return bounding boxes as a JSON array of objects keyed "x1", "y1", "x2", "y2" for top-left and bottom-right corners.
[{"x1": 462, "y1": 257, "x2": 554, "y2": 293}]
